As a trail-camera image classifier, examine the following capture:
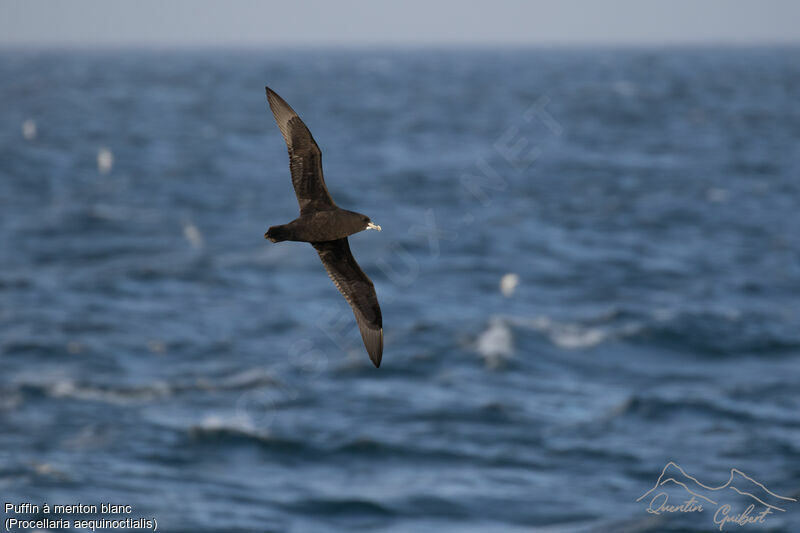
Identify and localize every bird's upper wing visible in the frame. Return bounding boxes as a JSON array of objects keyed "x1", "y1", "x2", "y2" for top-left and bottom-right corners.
[
  {"x1": 266, "y1": 87, "x2": 336, "y2": 215},
  {"x1": 312, "y1": 238, "x2": 383, "y2": 367}
]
